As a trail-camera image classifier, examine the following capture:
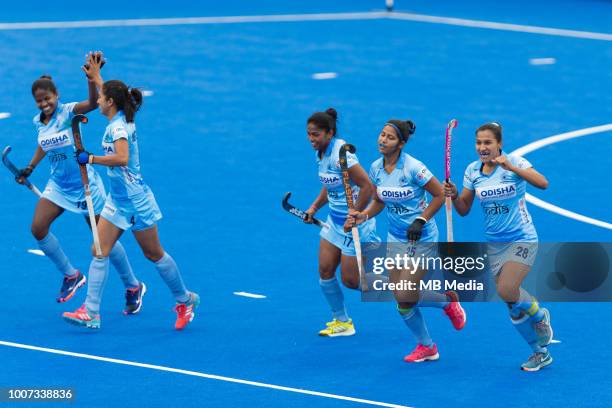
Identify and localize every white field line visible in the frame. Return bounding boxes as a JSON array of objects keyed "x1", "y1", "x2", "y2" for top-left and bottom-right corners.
[
  {"x1": 0, "y1": 11, "x2": 610, "y2": 42},
  {"x1": 0, "y1": 340, "x2": 412, "y2": 408},
  {"x1": 510, "y1": 124, "x2": 612, "y2": 230},
  {"x1": 388, "y1": 12, "x2": 612, "y2": 41},
  {"x1": 233, "y1": 292, "x2": 267, "y2": 299}
]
